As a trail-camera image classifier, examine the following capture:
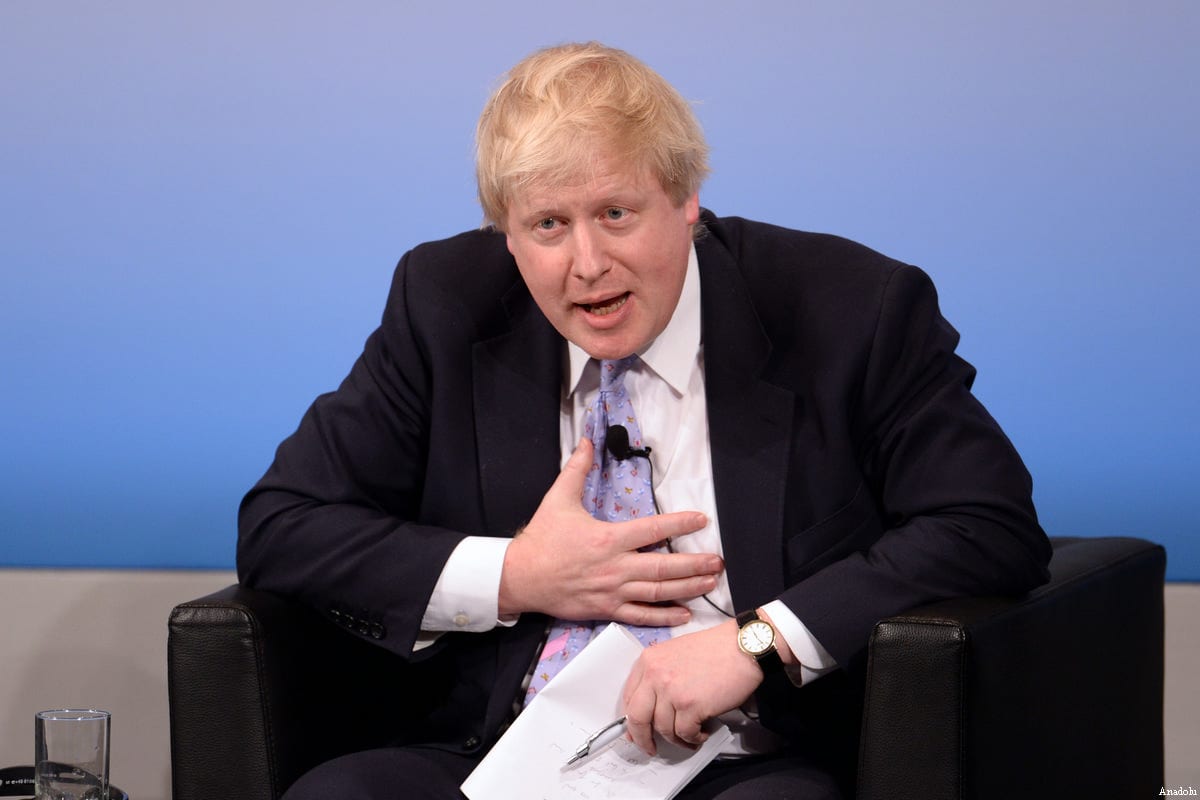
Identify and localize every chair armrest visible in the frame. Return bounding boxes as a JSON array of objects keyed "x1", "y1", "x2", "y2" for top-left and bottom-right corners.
[
  {"x1": 168, "y1": 584, "x2": 417, "y2": 800},
  {"x1": 857, "y1": 536, "x2": 1165, "y2": 800}
]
